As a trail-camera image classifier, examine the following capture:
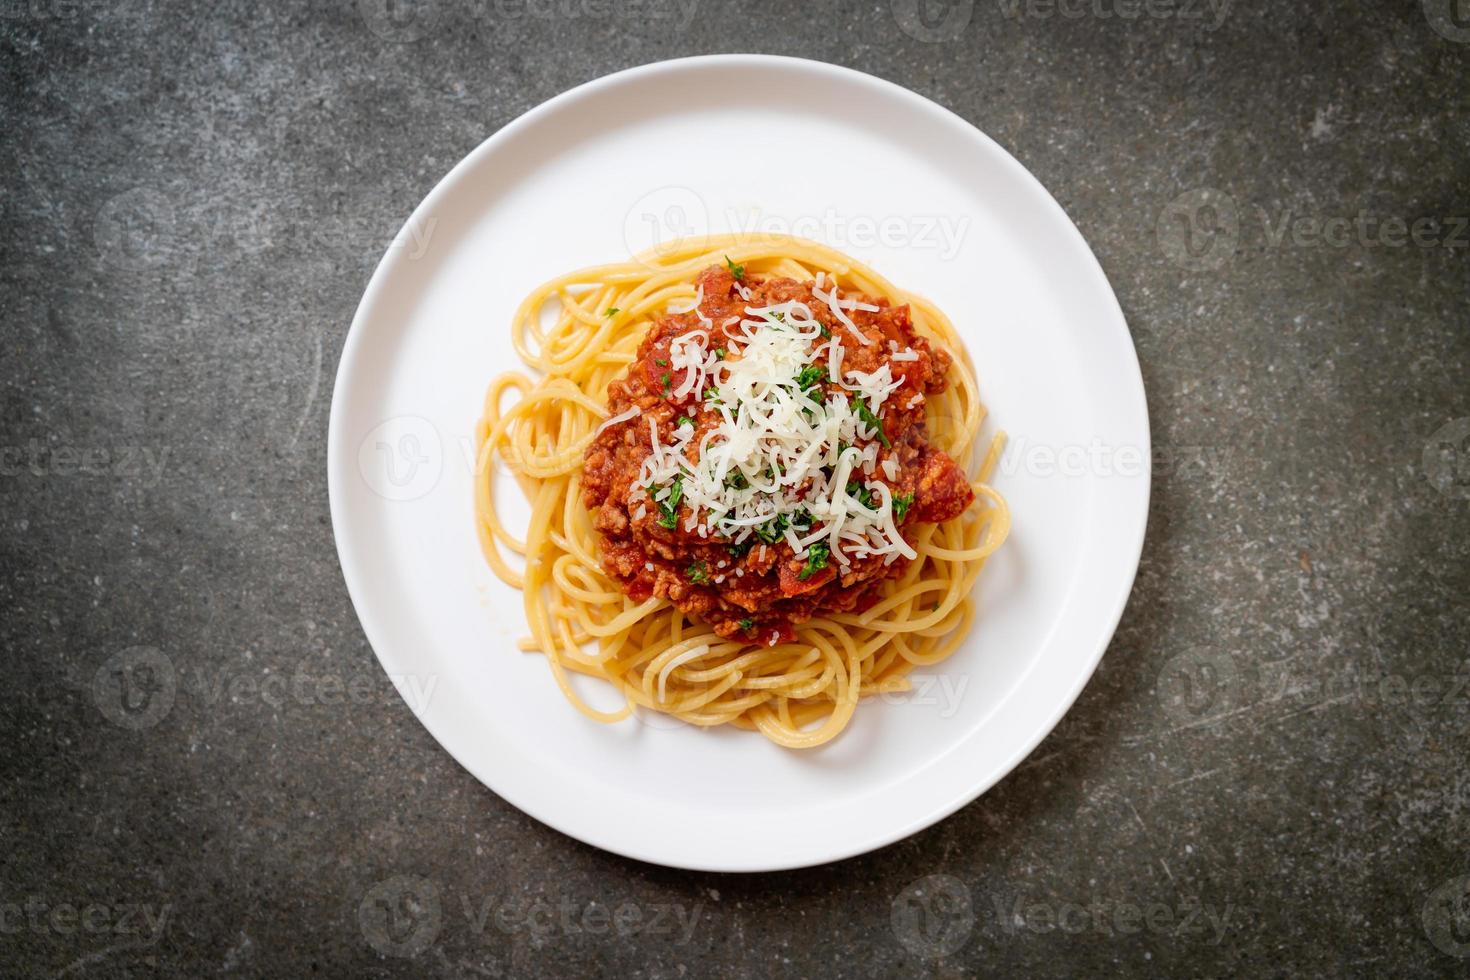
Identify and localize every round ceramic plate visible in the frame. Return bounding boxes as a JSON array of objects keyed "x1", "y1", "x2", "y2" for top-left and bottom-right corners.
[{"x1": 328, "y1": 55, "x2": 1149, "y2": 872}]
